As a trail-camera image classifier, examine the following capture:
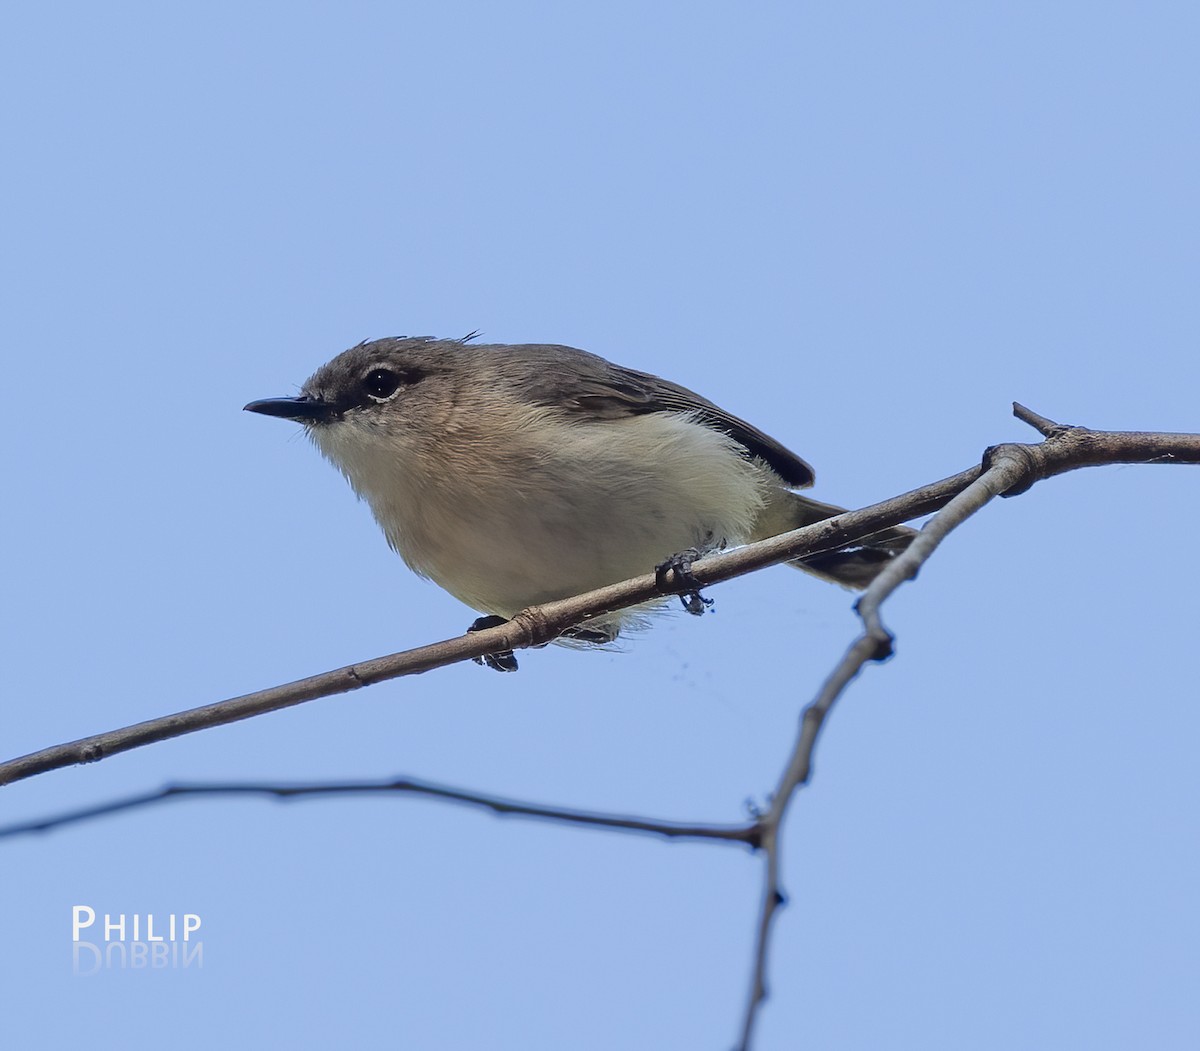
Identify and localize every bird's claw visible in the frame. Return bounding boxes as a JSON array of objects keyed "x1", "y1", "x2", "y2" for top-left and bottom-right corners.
[
  {"x1": 655, "y1": 549, "x2": 714, "y2": 617},
  {"x1": 468, "y1": 615, "x2": 519, "y2": 672}
]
